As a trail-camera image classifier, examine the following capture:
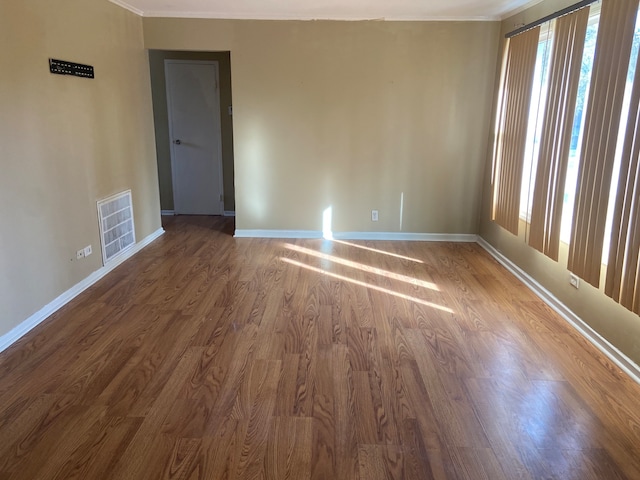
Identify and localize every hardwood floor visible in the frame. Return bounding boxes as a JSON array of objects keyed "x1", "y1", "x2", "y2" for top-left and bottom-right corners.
[{"x1": 1, "y1": 215, "x2": 640, "y2": 479}]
